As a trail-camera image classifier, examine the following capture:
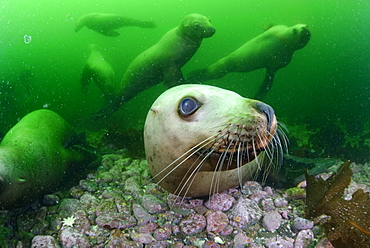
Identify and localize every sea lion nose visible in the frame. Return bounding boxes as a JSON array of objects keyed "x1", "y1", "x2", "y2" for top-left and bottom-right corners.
[{"x1": 255, "y1": 102, "x2": 275, "y2": 132}]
